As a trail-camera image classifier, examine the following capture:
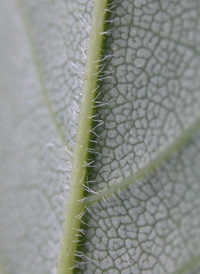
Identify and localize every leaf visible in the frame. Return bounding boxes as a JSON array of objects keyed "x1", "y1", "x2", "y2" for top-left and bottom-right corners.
[
  {"x1": 1, "y1": 0, "x2": 200, "y2": 274},
  {"x1": 0, "y1": 0, "x2": 92, "y2": 273},
  {"x1": 74, "y1": 1, "x2": 200, "y2": 273}
]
